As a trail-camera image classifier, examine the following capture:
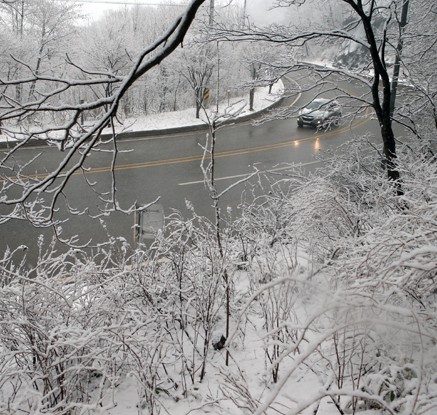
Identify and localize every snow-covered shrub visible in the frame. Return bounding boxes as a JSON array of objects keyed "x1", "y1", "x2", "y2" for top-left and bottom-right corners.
[
  {"x1": 228, "y1": 138, "x2": 437, "y2": 414},
  {"x1": 0, "y1": 248, "x2": 129, "y2": 414}
]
